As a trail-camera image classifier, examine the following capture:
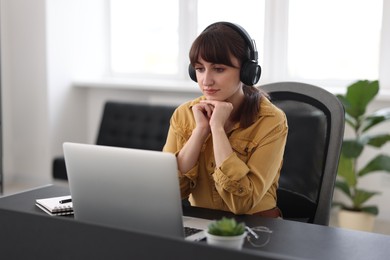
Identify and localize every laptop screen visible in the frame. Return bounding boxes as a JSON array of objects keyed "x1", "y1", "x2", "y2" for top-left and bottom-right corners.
[{"x1": 63, "y1": 142, "x2": 185, "y2": 238}]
